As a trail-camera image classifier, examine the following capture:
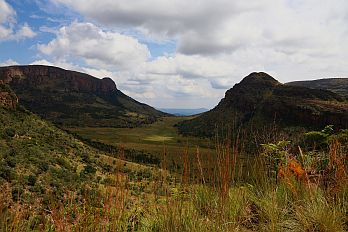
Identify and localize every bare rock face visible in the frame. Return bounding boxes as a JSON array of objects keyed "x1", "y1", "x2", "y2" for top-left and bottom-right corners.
[{"x1": 0, "y1": 81, "x2": 18, "y2": 109}]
